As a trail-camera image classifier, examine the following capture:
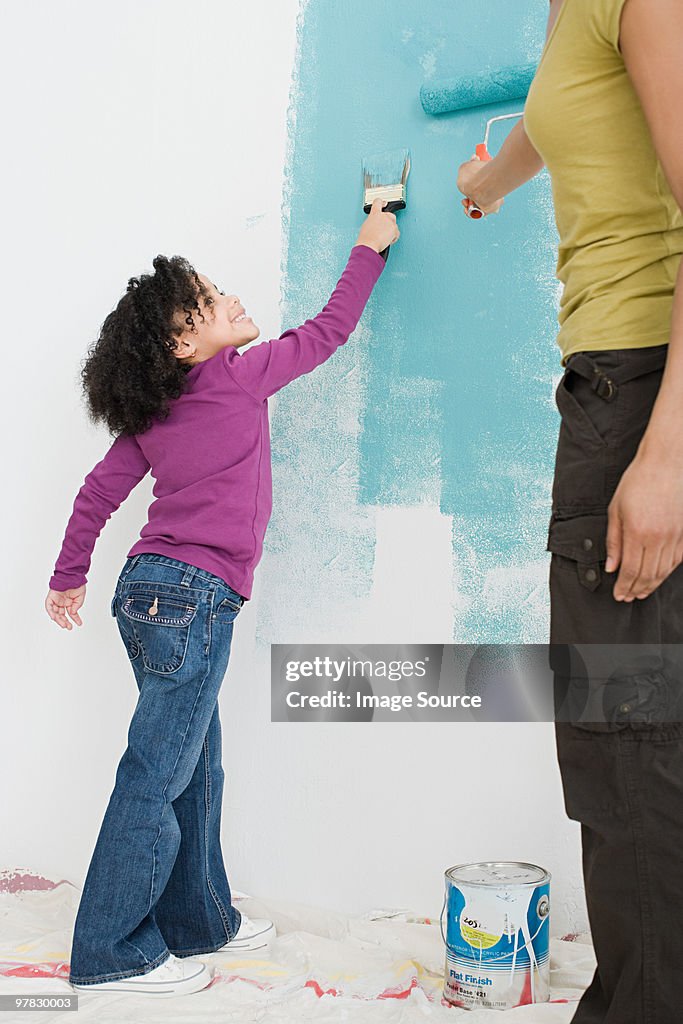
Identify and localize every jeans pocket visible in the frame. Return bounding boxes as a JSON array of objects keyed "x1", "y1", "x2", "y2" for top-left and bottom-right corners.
[
  {"x1": 120, "y1": 588, "x2": 199, "y2": 674},
  {"x1": 212, "y1": 591, "x2": 243, "y2": 624}
]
